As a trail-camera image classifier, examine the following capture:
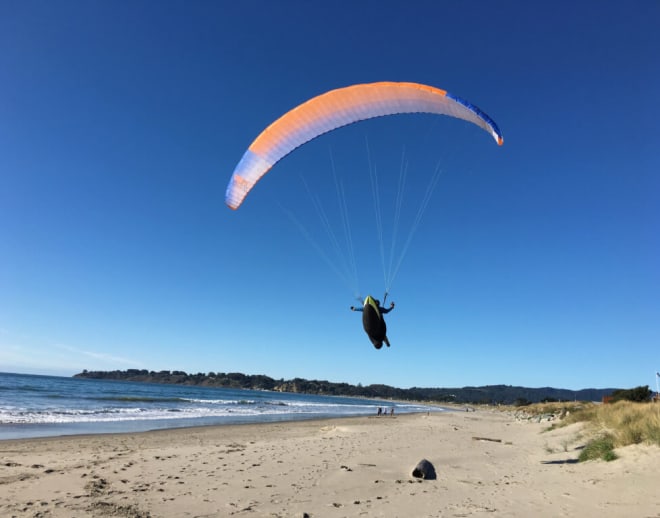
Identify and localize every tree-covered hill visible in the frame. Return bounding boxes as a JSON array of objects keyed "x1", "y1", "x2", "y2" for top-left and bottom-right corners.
[{"x1": 73, "y1": 369, "x2": 617, "y2": 405}]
